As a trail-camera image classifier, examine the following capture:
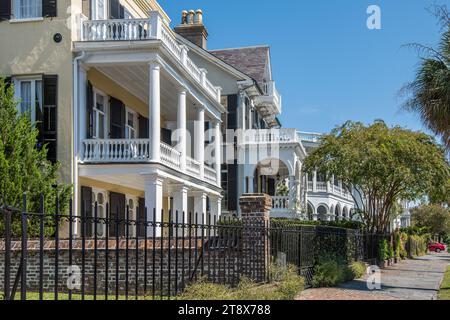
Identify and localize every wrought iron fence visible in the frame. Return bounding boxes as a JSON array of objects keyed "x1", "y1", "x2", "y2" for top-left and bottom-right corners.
[{"x1": 1, "y1": 194, "x2": 384, "y2": 300}]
